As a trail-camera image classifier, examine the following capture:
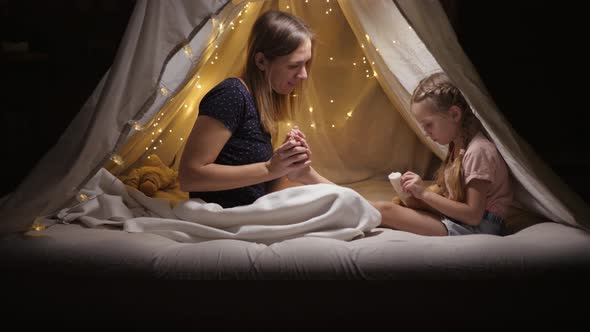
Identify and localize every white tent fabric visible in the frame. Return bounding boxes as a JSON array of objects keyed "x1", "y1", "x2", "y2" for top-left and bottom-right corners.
[
  {"x1": 394, "y1": 0, "x2": 590, "y2": 228},
  {"x1": 1, "y1": 0, "x2": 589, "y2": 236},
  {"x1": 0, "y1": 0, "x2": 228, "y2": 233}
]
